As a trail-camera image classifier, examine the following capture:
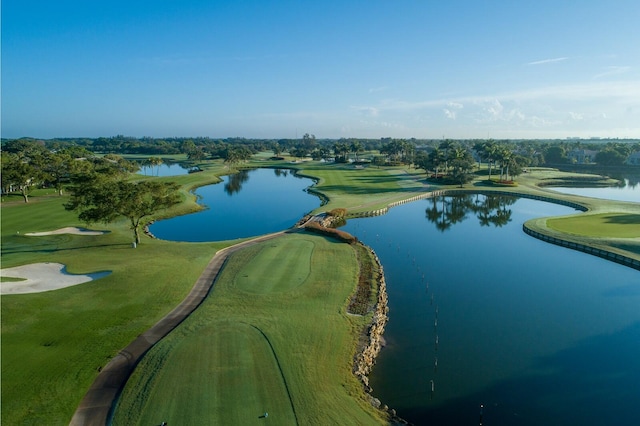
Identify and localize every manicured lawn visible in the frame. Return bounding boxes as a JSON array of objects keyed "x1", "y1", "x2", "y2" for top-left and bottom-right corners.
[
  {"x1": 113, "y1": 233, "x2": 386, "y2": 425},
  {"x1": 1, "y1": 195, "x2": 226, "y2": 425},
  {"x1": 547, "y1": 213, "x2": 640, "y2": 238},
  {"x1": 297, "y1": 162, "x2": 429, "y2": 213}
]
